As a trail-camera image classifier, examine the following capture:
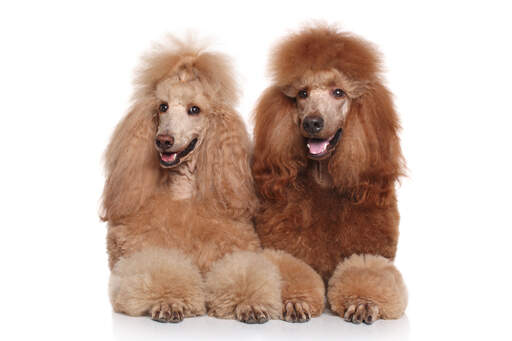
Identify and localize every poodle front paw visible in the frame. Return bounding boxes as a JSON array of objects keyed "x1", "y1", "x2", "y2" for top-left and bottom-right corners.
[
  {"x1": 342, "y1": 299, "x2": 380, "y2": 325},
  {"x1": 150, "y1": 302, "x2": 185, "y2": 323},
  {"x1": 205, "y1": 251, "x2": 282, "y2": 322},
  {"x1": 234, "y1": 303, "x2": 271, "y2": 324},
  {"x1": 327, "y1": 255, "x2": 407, "y2": 321},
  {"x1": 282, "y1": 300, "x2": 312, "y2": 323}
]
